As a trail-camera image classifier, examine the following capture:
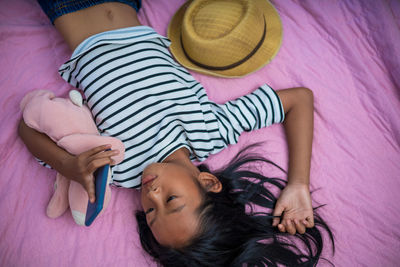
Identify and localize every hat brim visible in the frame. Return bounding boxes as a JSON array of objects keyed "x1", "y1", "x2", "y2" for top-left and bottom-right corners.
[{"x1": 168, "y1": 0, "x2": 283, "y2": 78}]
